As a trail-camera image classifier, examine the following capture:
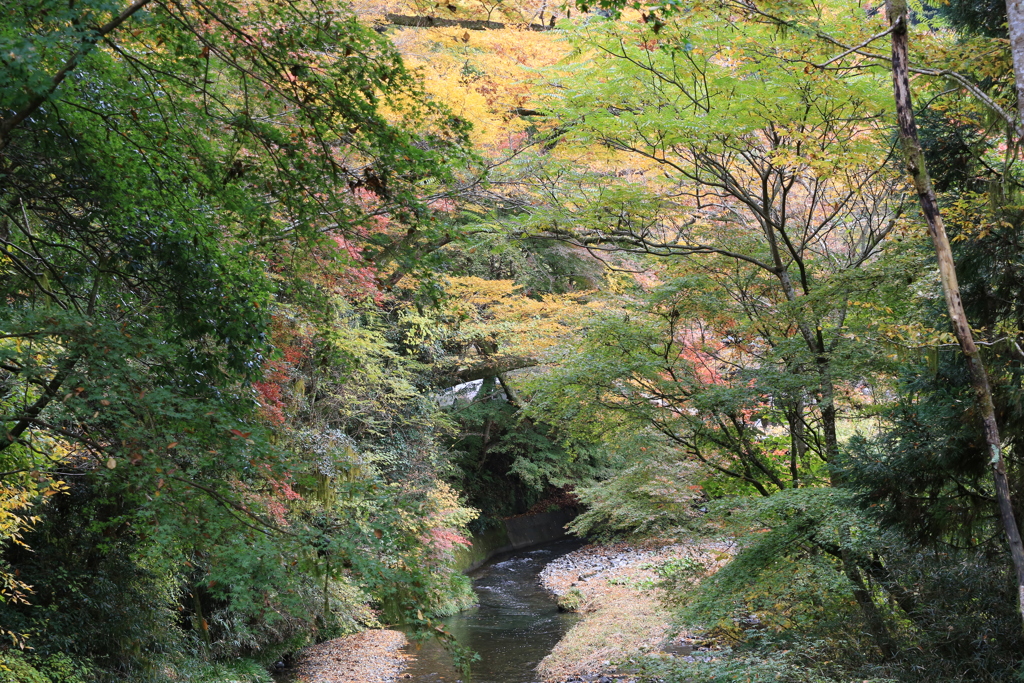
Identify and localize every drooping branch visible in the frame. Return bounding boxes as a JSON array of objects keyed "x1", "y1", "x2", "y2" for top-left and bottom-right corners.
[{"x1": 434, "y1": 354, "x2": 540, "y2": 388}]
